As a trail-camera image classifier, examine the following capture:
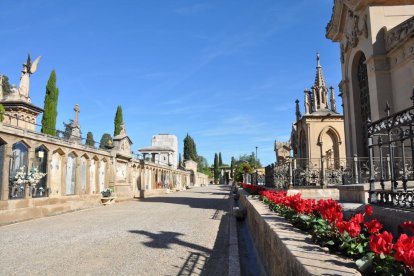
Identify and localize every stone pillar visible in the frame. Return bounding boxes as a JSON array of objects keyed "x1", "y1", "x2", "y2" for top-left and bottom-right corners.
[
  {"x1": 85, "y1": 158, "x2": 91, "y2": 194},
  {"x1": 1, "y1": 146, "x2": 12, "y2": 200},
  {"x1": 61, "y1": 159, "x2": 67, "y2": 196},
  {"x1": 45, "y1": 152, "x2": 52, "y2": 196}
]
